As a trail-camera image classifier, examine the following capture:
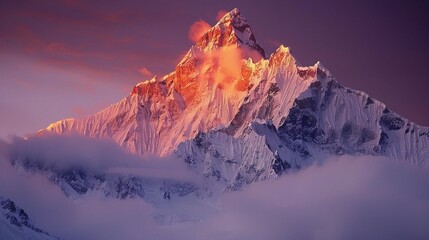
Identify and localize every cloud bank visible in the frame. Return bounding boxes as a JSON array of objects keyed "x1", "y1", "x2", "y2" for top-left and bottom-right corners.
[
  {"x1": 208, "y1": 156, "x2": 429, "y2": 240},
  {"x1": 1, "y1": 135, "x2": 429, "y2": 240},
  {"x1": 4, "y1": 134, "x2": 196, "y2": 181}
]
